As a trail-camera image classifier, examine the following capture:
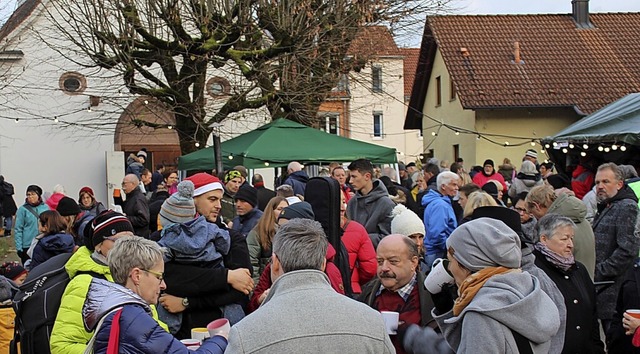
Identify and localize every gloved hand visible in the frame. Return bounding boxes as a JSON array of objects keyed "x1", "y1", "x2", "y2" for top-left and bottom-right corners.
[{"x1": 430, "y1": 283, "x2": 456, "y2": 316}]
